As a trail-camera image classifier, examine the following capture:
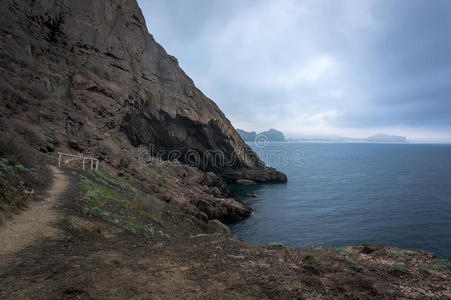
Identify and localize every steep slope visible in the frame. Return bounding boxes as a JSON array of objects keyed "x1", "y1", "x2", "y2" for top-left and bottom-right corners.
[{"x1": 0, "y1": 0, "x2": 285, "y2": 183}]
